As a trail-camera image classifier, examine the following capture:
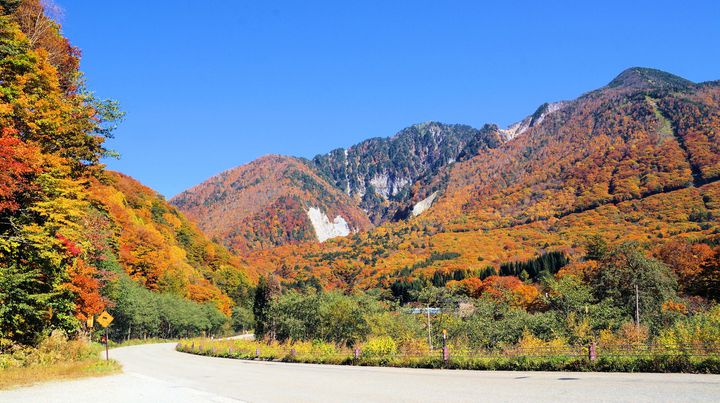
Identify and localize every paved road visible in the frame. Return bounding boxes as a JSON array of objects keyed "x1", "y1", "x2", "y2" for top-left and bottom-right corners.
[{"x1": 2, "y1": 343, "x2": 719, "y2": 402}]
